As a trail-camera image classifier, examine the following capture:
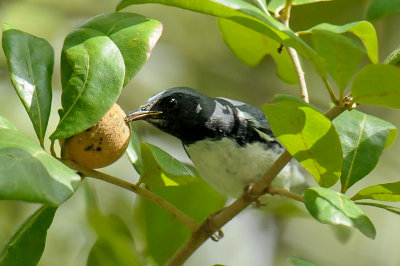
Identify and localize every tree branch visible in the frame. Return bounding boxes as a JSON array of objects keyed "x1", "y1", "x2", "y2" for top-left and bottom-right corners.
[
  {"x1": 62, "y1": 160, "x2": 200, "y2": 233},
  {"x1": 166, "y1": 104, "x2": 346, "y2": 266}
]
